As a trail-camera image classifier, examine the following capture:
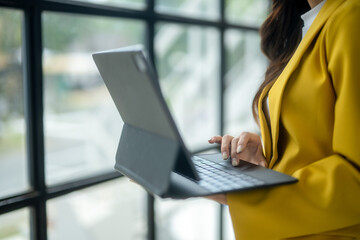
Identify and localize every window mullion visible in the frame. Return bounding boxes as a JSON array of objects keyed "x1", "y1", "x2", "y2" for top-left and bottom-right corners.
[
  {"x1": 24, "y1": 2, "x2": 47, "y2": 240},
  {"x1": 146, "y1": 1, "x2": 156, "y2": 239},
  {"x1": 219, "y1": 0, "x2": 226, "y2": 239}
]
